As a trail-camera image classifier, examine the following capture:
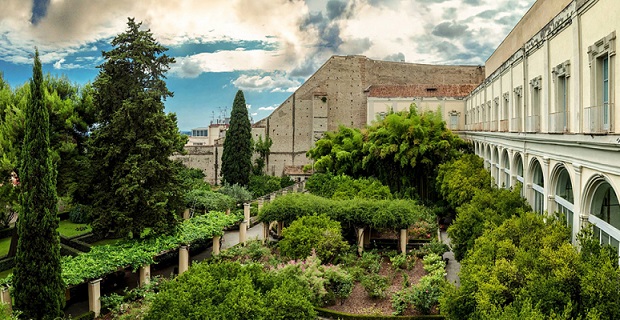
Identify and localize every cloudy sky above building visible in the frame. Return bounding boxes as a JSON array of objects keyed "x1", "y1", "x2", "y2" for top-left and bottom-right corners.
[{"x1": 0, "y1": 0, "x2": 535, "y2": 130}]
